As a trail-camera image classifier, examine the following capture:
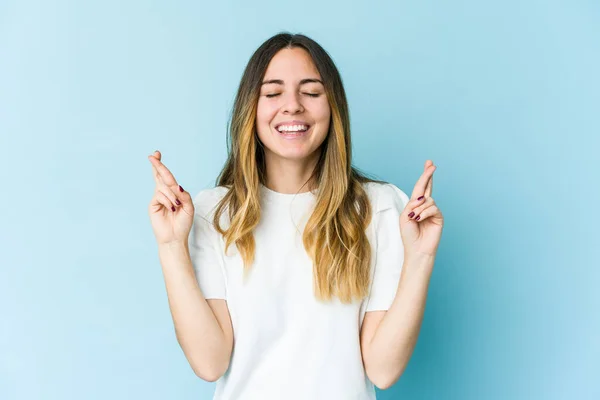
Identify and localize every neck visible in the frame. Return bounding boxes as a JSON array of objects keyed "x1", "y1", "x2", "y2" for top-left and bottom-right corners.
[{"x1": 263, "y1": 150, "x2": 320, "y2": 194}]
